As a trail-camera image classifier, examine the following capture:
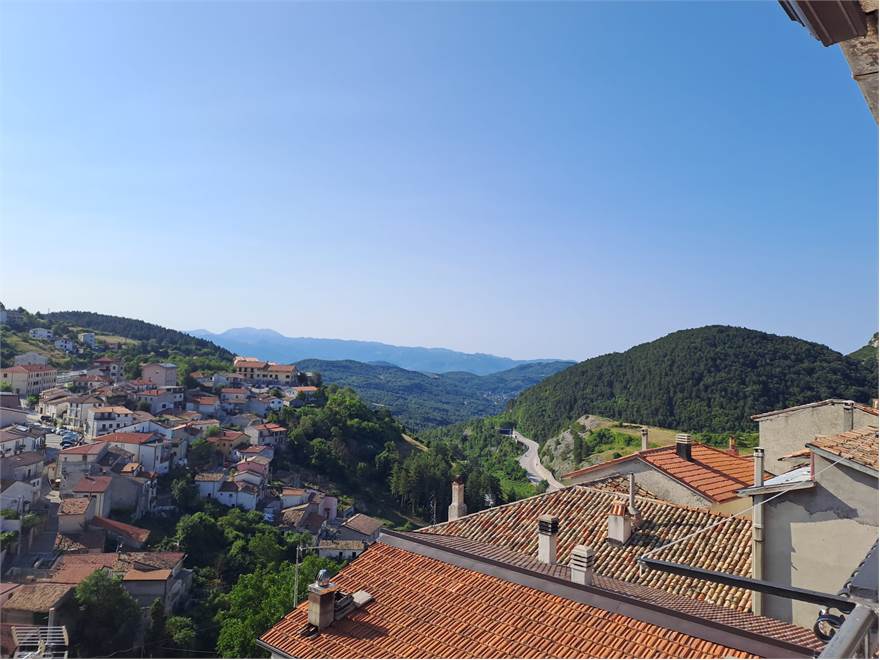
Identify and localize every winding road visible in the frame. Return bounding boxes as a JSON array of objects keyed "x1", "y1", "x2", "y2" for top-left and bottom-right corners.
[{"x1": 512, "y1": 430, "x2": 564, "y2": 491}]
